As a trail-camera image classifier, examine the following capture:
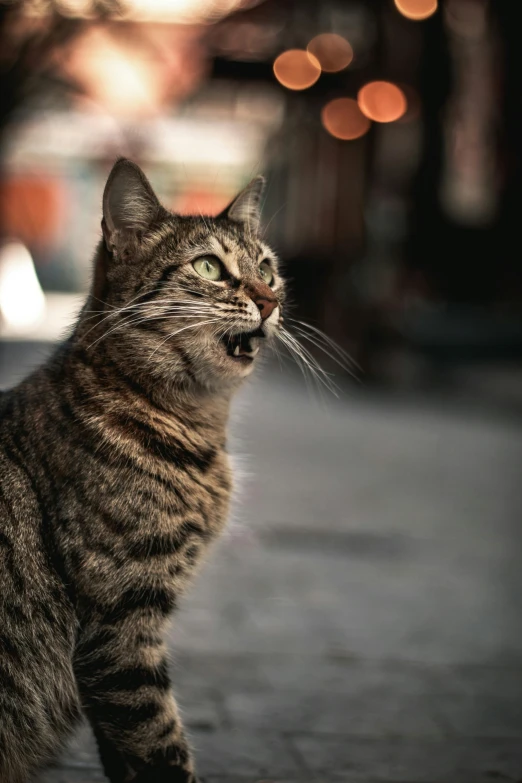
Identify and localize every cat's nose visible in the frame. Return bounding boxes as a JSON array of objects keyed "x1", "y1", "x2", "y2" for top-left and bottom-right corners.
[
  {"x1": 254, "y1": 297, "x2": 277, "y2": 320},
  {"x1": 244, "y1": 282, "x2": 278, "y2": 321}
]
